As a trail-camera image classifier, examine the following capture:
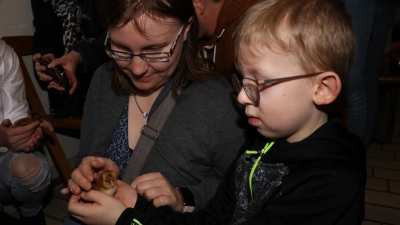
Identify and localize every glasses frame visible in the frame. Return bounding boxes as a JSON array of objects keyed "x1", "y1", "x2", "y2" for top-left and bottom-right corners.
[
  {"x1": 104, "y1": 24, "x2": 185, "y2": 63},
  {"x1": 232, "y1": 72, "x2": 324, "y2": 103}
]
